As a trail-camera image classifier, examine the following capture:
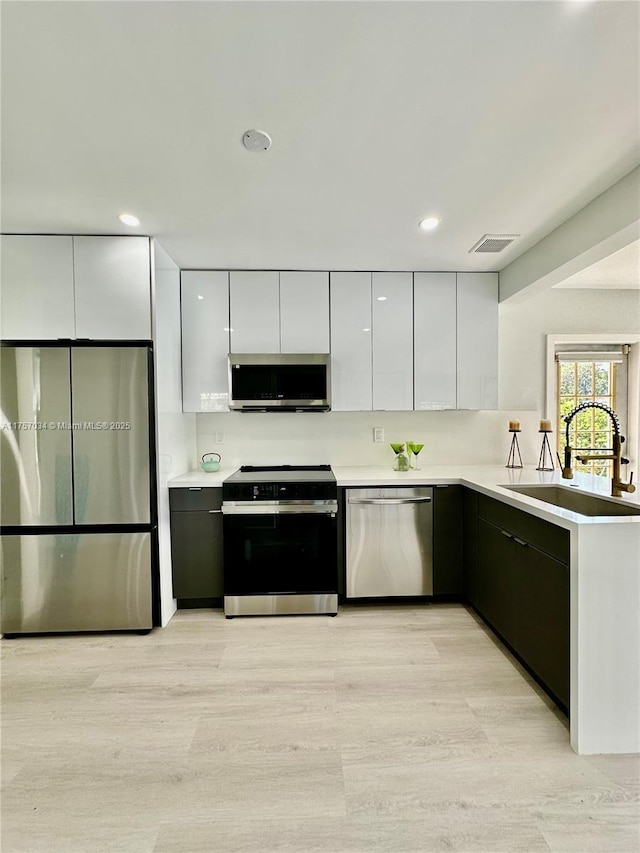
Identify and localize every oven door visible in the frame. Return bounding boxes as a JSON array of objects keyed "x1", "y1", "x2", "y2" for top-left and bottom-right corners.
[{"x1": 222, "y1": 504, "x2": 338, "y2": 597}]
